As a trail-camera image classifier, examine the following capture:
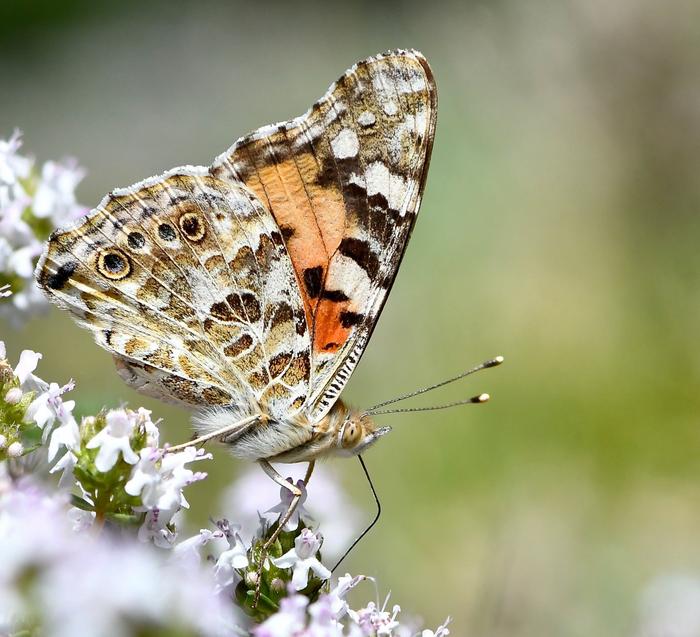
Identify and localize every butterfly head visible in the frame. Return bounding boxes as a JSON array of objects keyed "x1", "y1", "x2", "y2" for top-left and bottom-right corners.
[{"x1": 334, "y1": 410, "x2": 391, "y2": 457}]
